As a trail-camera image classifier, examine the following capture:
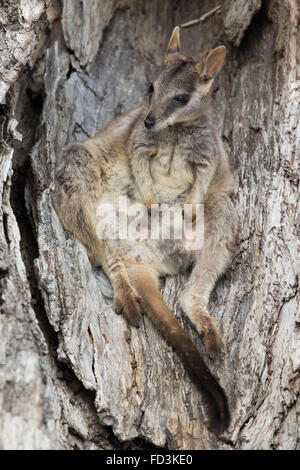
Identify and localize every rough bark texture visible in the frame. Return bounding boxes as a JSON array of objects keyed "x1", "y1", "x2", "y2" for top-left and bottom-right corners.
[{"x1": 0, "y1": 0, "x2": 299, "y2": 450}]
